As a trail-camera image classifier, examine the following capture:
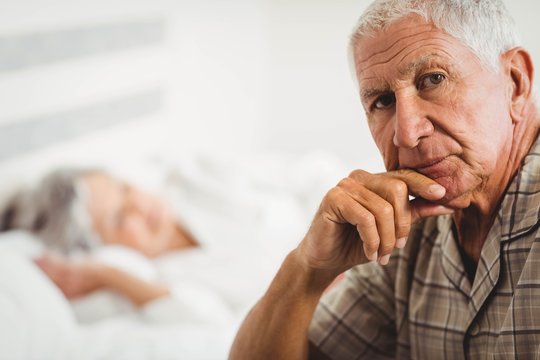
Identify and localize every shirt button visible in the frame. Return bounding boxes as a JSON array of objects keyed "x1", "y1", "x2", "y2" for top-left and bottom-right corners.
[{"x1": 470, "y1": 323, "x2": 480, "y2": 336}]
